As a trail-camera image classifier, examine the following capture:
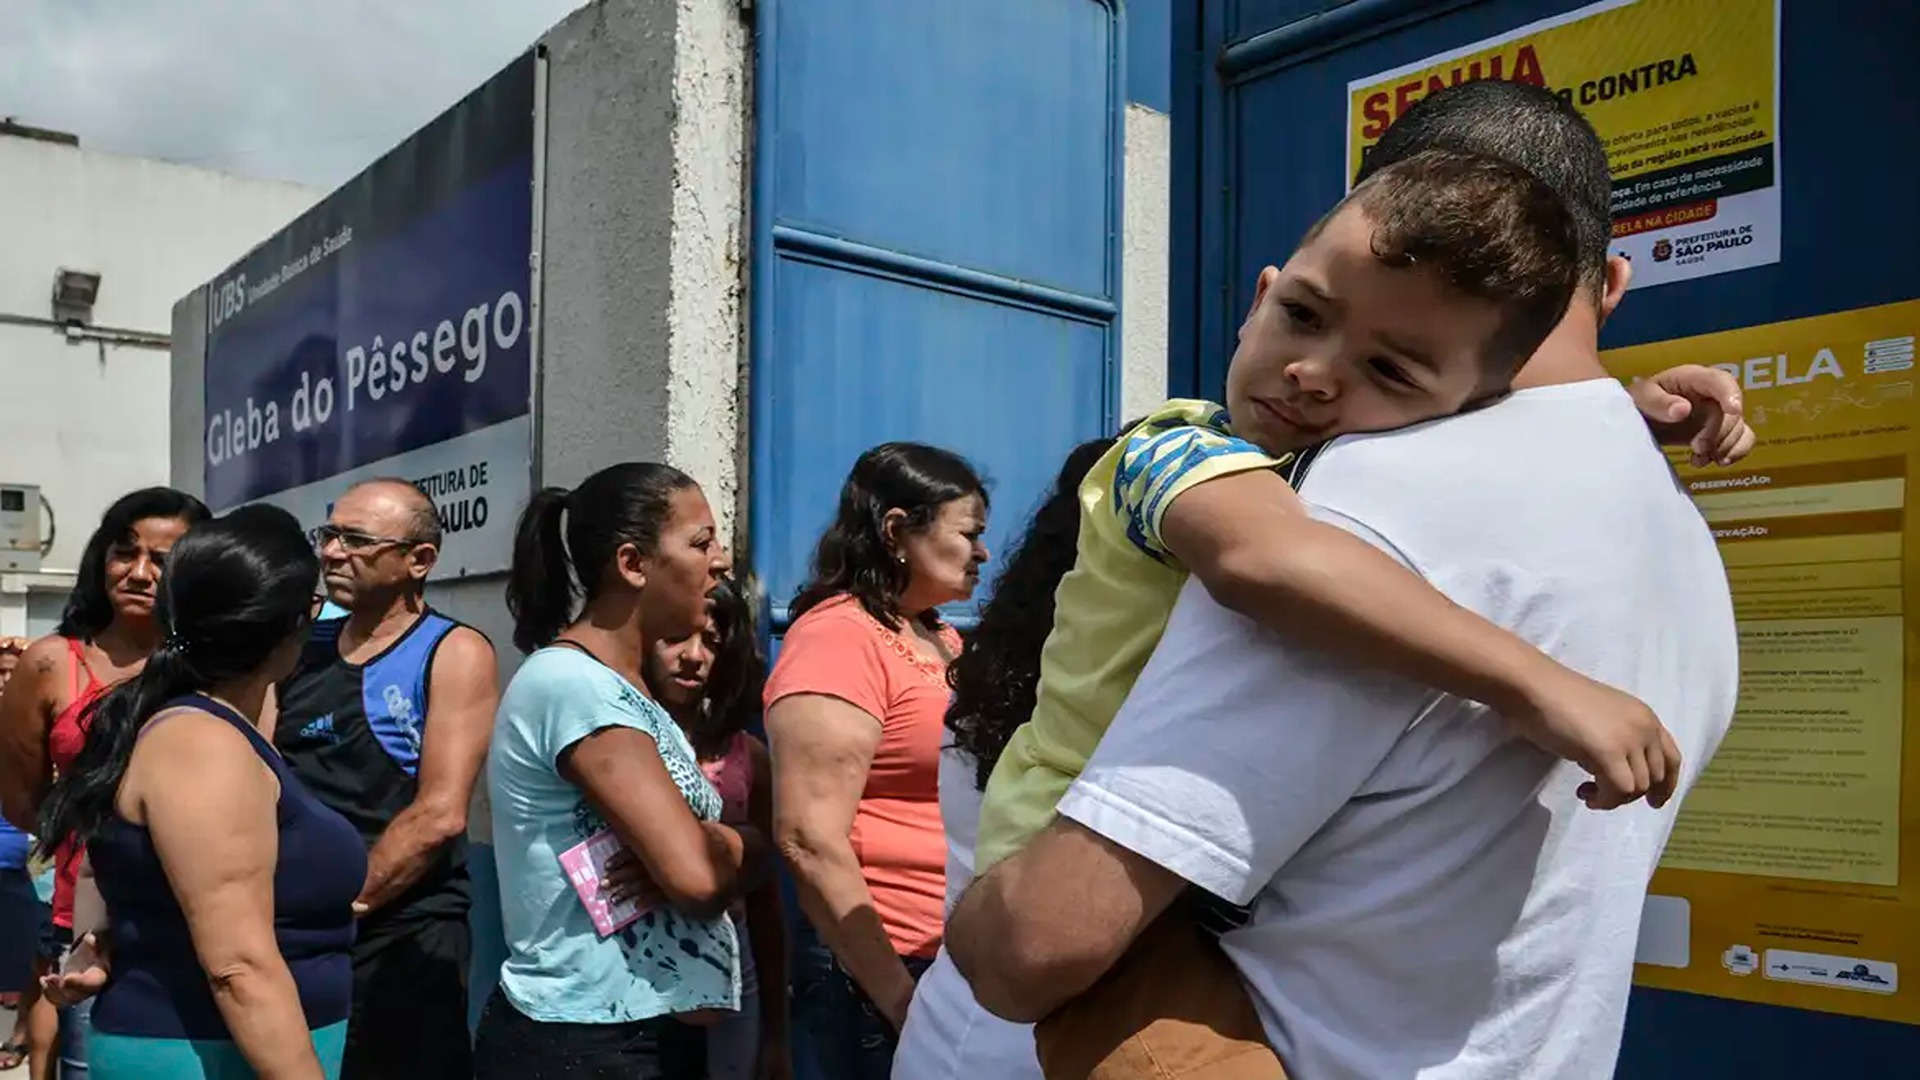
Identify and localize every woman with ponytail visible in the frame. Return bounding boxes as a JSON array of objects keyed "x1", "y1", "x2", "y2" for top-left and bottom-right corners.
[
  {"x1": 35, "y1": 503, "x2": 363, "y2": 1080},
  {"x1": 0, "y1": 485, "x2": 209, "y2": 1080},
  {"x1": 483, "y1": 463, "x2": 767, "y2": 1078}
]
